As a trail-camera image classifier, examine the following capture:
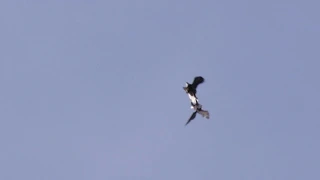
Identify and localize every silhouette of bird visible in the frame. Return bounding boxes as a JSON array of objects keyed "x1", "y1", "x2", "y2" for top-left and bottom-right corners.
[
  {"x1": 185, "y1": 102, "x2": 210, "y2": 126},
  {"x1": 183, "y1": 76, "x2": 205, "y2": 104}
]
